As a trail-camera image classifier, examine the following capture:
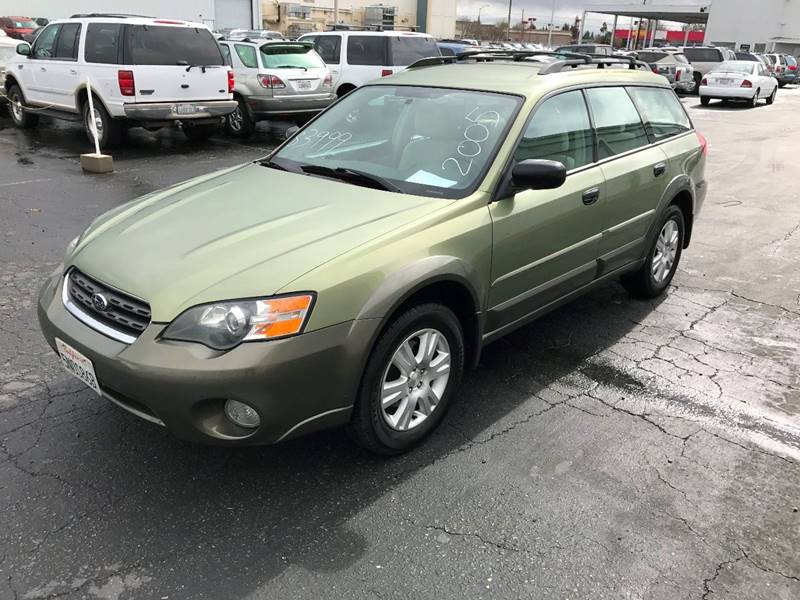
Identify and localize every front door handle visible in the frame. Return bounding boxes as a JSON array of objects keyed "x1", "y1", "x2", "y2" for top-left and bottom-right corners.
[
  {"x1": 40, "y1": 66, "x2": 46, "y2": 72},
  {"x1": 582, "y1": 187, "x2": 600, "y2": 206},
  {"x1": 653, "y1": 162, "x2": 667, "y2": 177},
  {"x1": 70, "y1": 69, "x2": 78, "y2": 75}
]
